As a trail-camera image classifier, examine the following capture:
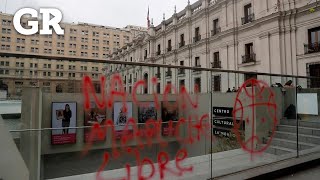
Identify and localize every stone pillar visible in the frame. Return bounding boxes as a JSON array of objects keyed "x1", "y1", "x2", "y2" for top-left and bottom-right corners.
[{"x1": 20, "y1": 87, "x2": 42, "y2": 180}]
